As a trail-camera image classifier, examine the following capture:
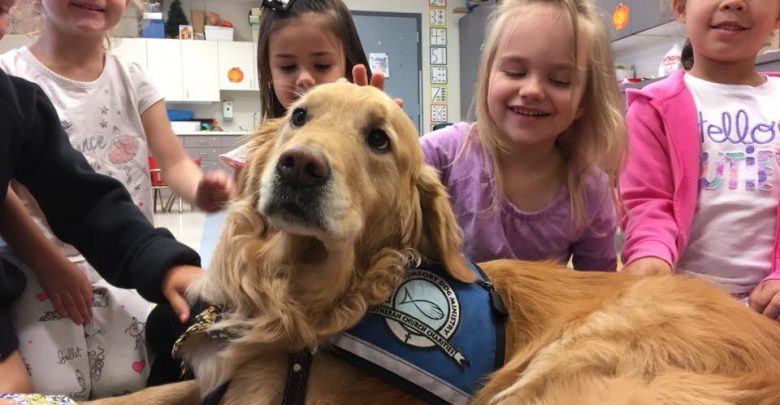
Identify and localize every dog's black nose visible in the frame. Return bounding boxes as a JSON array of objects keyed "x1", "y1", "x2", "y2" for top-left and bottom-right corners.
[{"x1": 276, "y1": 145, "x2": 329, "y2": 187}]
